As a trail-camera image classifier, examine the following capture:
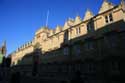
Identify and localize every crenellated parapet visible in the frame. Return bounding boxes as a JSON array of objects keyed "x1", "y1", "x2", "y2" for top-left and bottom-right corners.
[
  {"x1": 121, "y1": 0, "x2": 125, "y2": 11},
  {"x1": 35, "y1": 27, "x2": 49, "y2": 35},
  {"x1": 16, "y1": 40, "x2": 33, "y2": 53},
  {"x1": 49, "y1": 29, "x2": 54, "y2": 36},
  {"x1": 63, "y1": 18, "x2": 74, "y2": 30},
  {"x1": 55, "y1": 25, "x2": 62, "y2": 34}
]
